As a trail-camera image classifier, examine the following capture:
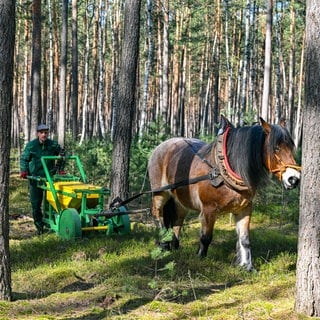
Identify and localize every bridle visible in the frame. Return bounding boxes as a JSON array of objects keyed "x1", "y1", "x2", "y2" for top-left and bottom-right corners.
[{"x1": 267, "y1": 152, "x2": 301, "y2": 178}]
